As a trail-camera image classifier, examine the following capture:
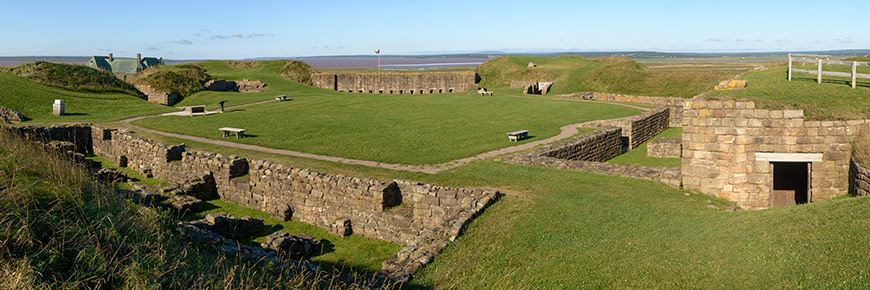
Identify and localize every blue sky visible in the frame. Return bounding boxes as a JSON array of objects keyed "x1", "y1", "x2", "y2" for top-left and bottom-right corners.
[{"x1": 1, "y1": 0, "x2": 868, "y2": 59}]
